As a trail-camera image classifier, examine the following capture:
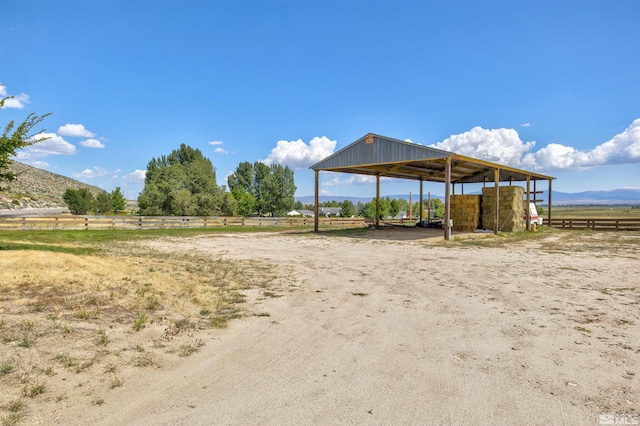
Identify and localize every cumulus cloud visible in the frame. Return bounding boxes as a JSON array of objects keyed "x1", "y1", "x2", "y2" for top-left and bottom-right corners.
[
  {"x1": 322, "y1": 173, "x2": 377, "y2": 187},
  {"x1": 122, "y1": 169, "x2": 146, "y2": 184},
  {"x1": 15, "y1": 133, "x2": 76, "y2": 159},
  {"x1": 428, "y1": 119, "x2": 640, "y2": 172},
  {"x1": 432, "y1": 127, "x2": 537, "y2": 168},
  {"x1": 73, "y1": 167, "x2": 109, "y2": 179},
  {"x1": 79, "y1": 138, "x2": 105, "y2": 148},
  {"x1": 1, "y1": 92, "x2": 30, "y2": 109},
  {"x1": 263, "y1": 136, "x2": 337, "y2": 169},
  {"x1": 214, "y1": 147, "x2": 229, "y2": 154},
  {"x1": 57, "y1": 123, "x2": 96, "y2": 138}
]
